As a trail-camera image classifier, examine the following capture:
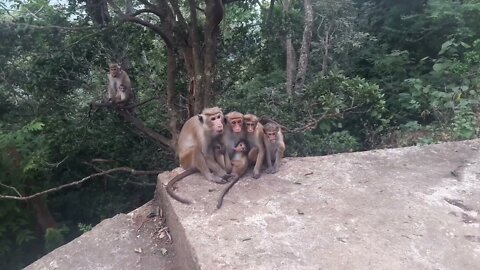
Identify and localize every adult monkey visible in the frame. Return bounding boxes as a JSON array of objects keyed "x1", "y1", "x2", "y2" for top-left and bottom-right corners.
[
  {"x1": 221, "y1": 111, "x2": 246, "y2": 173},
  {"x1": 263, "y1": 122, "x2": 286, "y2": 173},
  {"x1": 243, "y1": 114, "x2": 266, "y2": 178},
  {"x1": 166, "y1": 107, "x2": 231, "y2": 204},
  {"x1": 106, "y1": 63, "x2": 132, "y2": 104}
]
